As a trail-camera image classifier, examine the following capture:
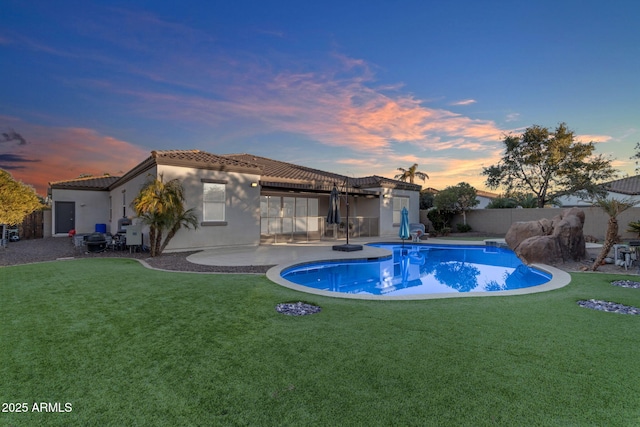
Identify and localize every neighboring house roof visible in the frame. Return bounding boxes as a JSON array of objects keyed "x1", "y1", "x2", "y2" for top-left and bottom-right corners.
[
  {"x1": 49, "y1": 175, "x2": 120, "y2": 191},
  {"x1": 476, "y1": 190, "x2": 499, "y2": 199},
  {"x1": 603, "y1": 175, "x2": 640, "y2": 196}
]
